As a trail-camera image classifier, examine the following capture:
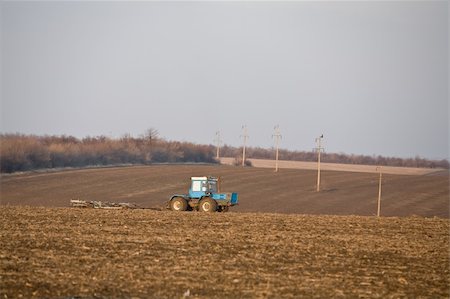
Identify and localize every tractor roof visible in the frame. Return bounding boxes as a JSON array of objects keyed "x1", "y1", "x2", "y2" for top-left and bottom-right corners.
[
  {"x1": 191, "y1": 176, "x2": 207, "y2": 180},
  {"x1": 191, "y1": 176, "x2": 218, "y2": 181}
]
